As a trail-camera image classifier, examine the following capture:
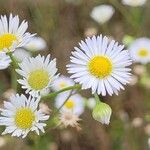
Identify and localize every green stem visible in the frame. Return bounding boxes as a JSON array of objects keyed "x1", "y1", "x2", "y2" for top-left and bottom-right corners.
[
  {"x1": 8, "y1": 52, "x2": 19, "y2": 91},
  {"x1": 94, "y1": 93, "x2": 101, "y2": 104},
  {"x1": 42, "y1": 84, "x2": 81, "y2": 100}
]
